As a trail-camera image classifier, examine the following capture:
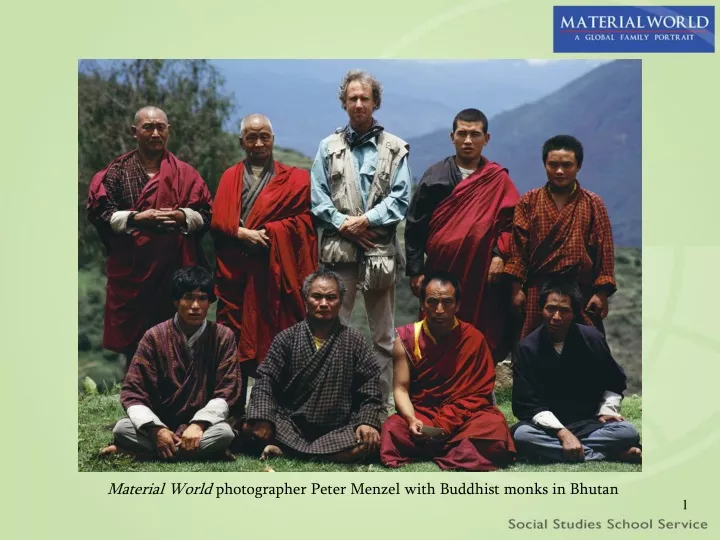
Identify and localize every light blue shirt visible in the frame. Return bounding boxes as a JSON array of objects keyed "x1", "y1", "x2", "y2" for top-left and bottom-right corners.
[{"x1": 310, "y1": 128, "x2": 411, "y2": 230}]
